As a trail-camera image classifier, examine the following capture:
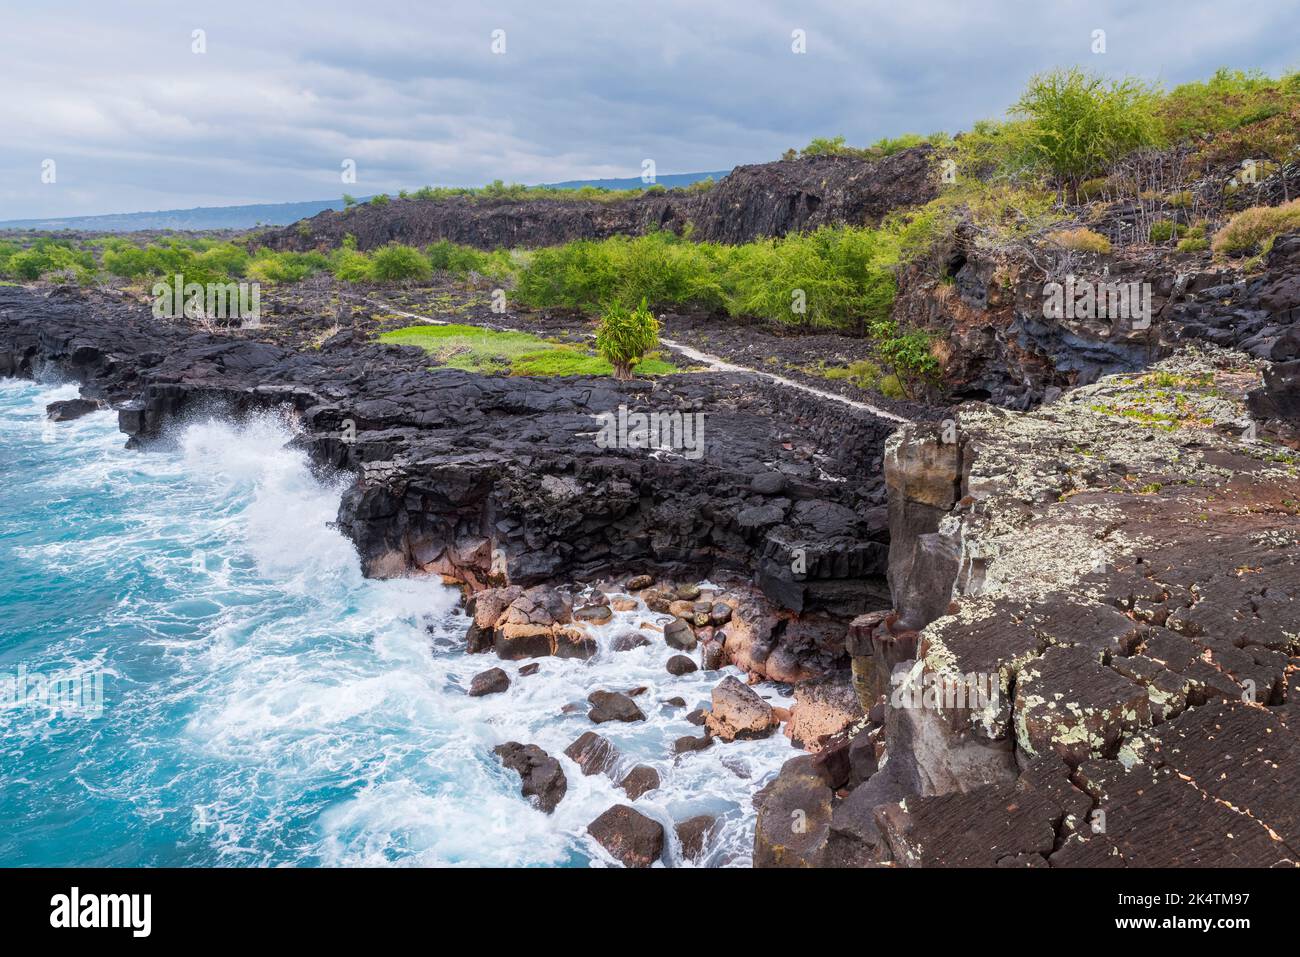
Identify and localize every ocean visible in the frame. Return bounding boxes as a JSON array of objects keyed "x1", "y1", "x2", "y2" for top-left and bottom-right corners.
[{"x1": 0, "y1": 376, "x2": 788, "y2": 866}]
